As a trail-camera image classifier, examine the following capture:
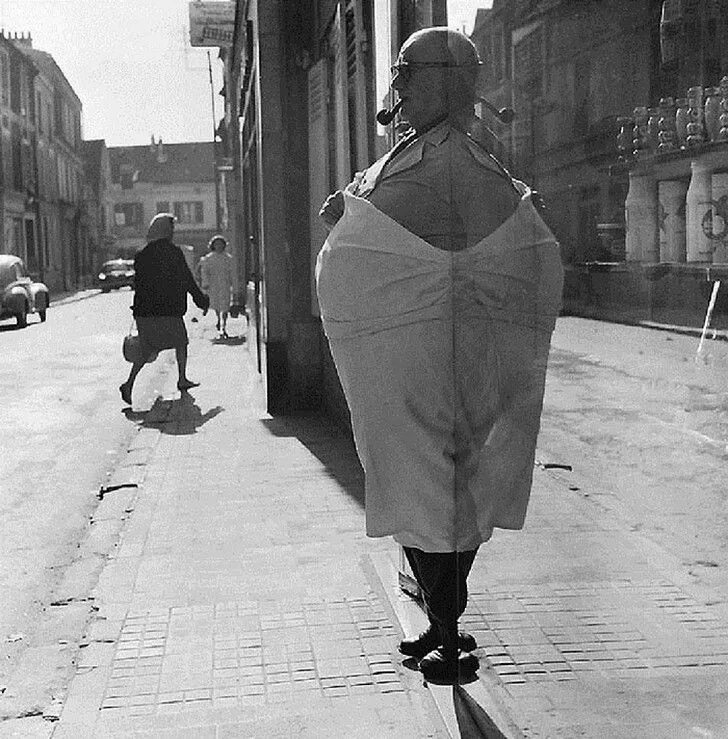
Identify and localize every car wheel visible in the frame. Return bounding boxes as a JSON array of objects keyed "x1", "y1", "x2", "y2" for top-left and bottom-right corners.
[
  {"x1": 39, "y1": 307, "x2": 47, "y2": 322},
  {"x1": 16, "y1": 305, "x2": 27, "y2": 328}
]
